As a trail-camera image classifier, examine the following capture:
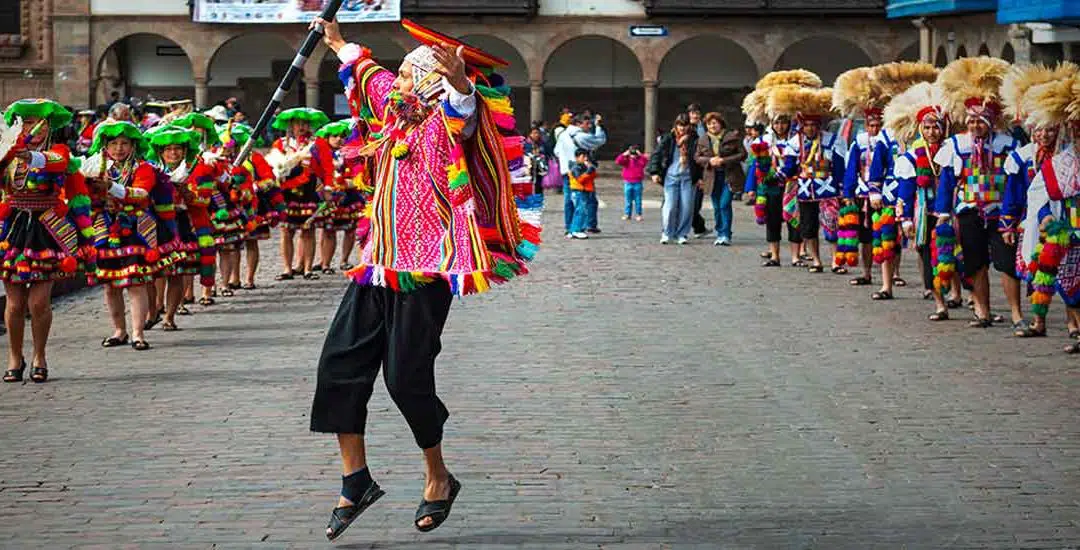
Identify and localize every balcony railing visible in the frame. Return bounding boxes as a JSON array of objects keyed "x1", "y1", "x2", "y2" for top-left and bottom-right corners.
[
  {"x1": 400, "y1": 0, "x2": 538, "y2": 16},
  {"x1": 644, "y1": 0, "x2": 885, "y2": 15}
]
